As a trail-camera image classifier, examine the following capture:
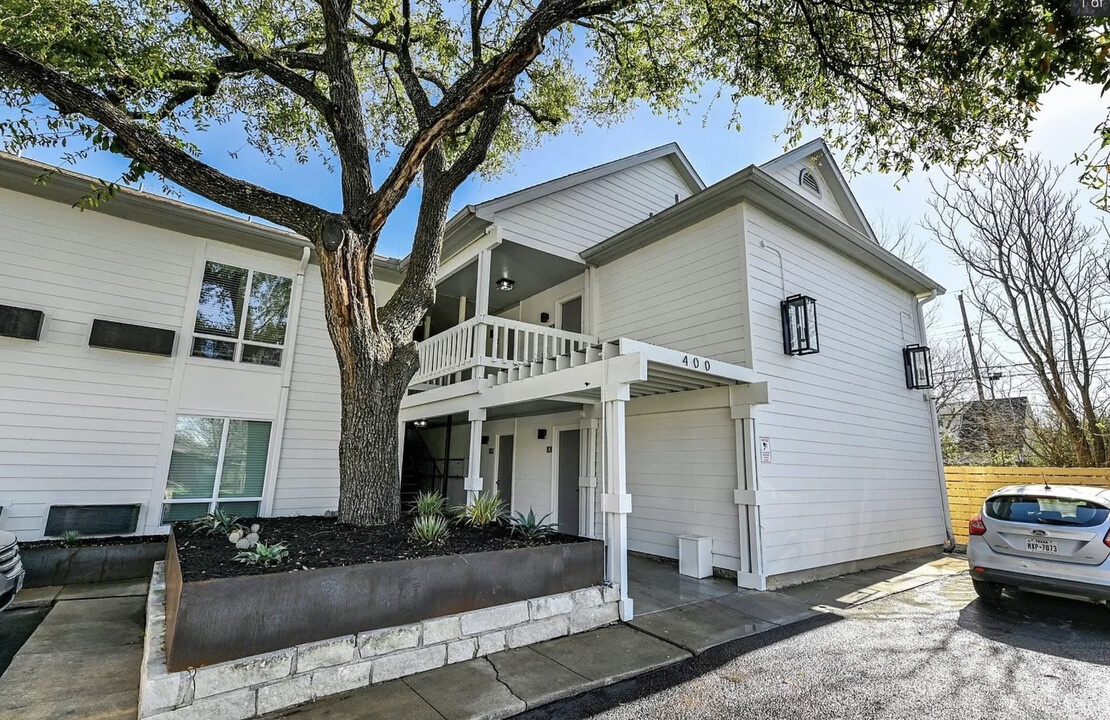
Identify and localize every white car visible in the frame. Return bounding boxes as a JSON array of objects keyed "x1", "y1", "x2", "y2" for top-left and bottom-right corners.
[
  {"x1": 967, "y1": 484, "x2": 1110, "y2": 605},
  {"x1": 0, "y1": 530, "x2": 24, "y2": 611}
]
